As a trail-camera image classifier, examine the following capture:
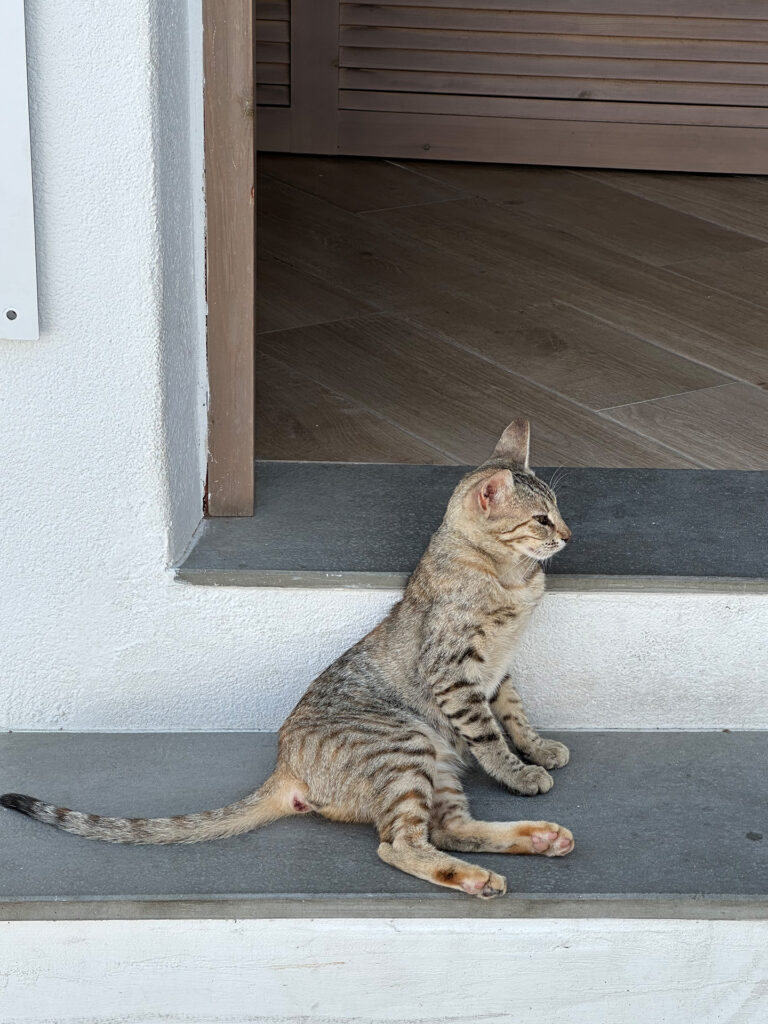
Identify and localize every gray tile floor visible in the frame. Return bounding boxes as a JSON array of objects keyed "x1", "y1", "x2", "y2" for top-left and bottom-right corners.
[{"x1": 2, "y1": 731, "x2": 766, "y2": 910}]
